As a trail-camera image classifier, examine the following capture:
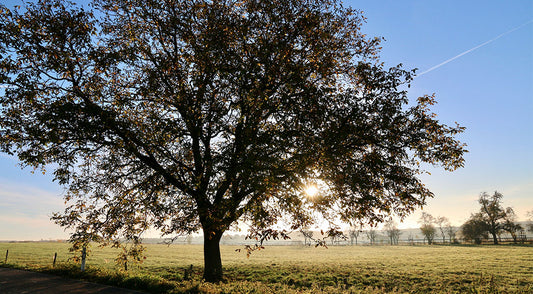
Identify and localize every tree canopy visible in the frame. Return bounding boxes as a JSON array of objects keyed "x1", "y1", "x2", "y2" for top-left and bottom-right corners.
[
  {"x1": 0, "y1": 0, "x2": 466, "y2": 281},
  {"x1": 461, "y1": 213, "x2": 489, "y2": 244},
  {"x1": 477, "y1": 191, "x2": 507, "y2": 244}
]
